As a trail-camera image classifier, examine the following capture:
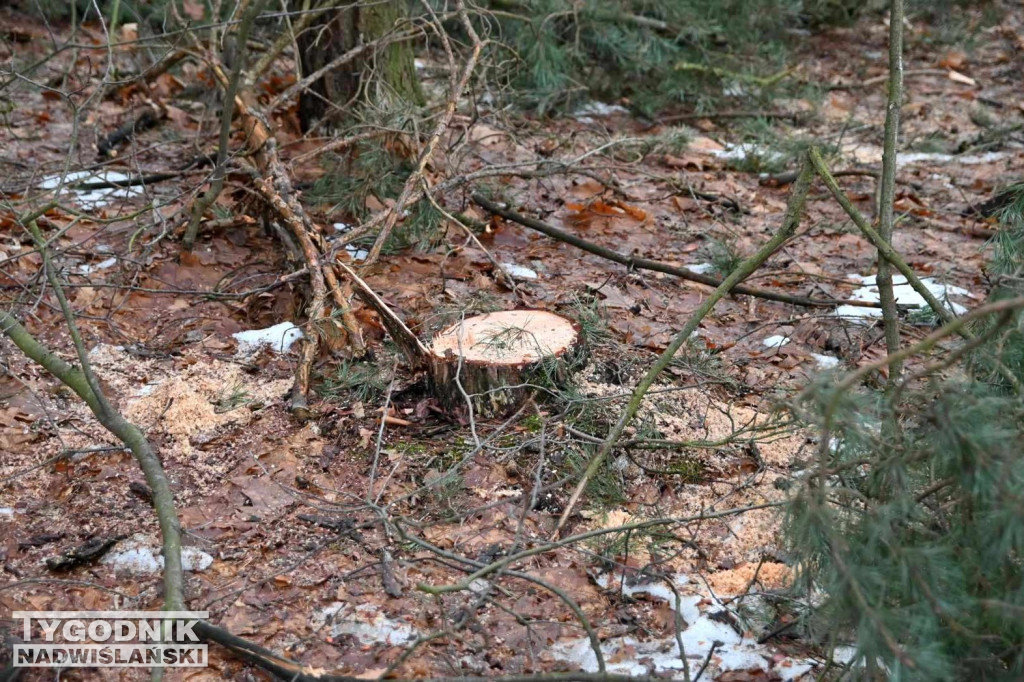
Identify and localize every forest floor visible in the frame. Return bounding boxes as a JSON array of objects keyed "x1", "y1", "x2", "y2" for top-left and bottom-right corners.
[{"x1": 2, "y1": 5, "x2": 1023, "y2": 681}]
